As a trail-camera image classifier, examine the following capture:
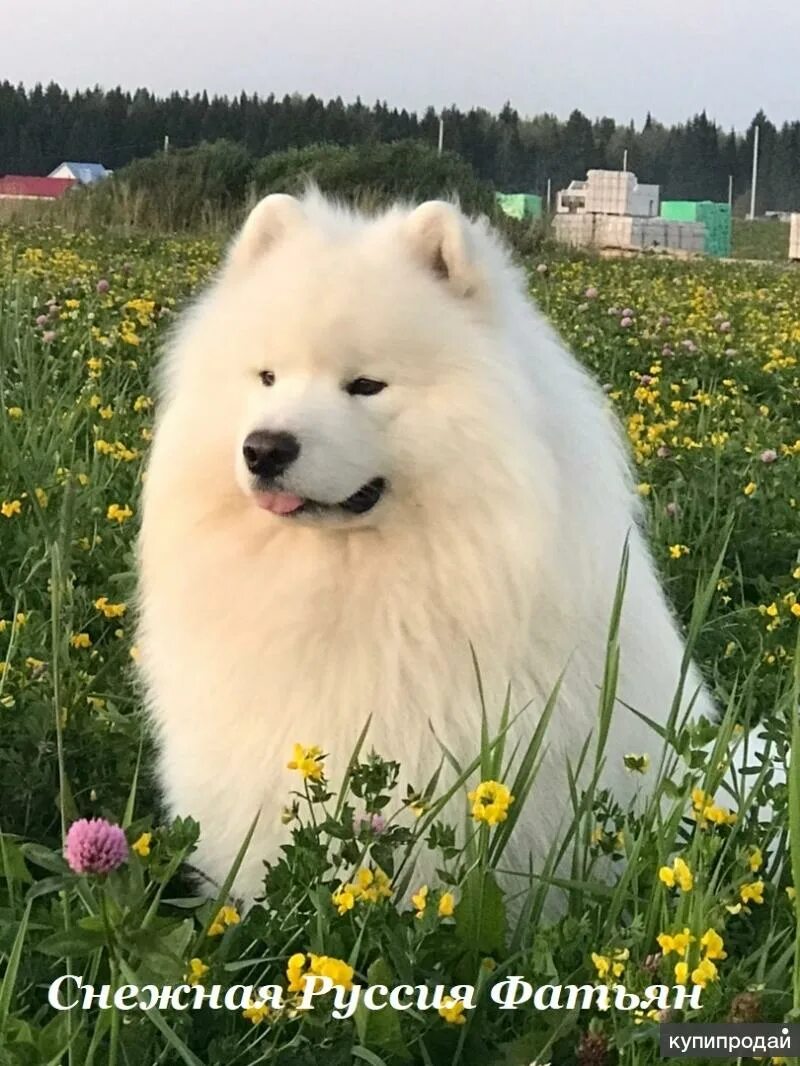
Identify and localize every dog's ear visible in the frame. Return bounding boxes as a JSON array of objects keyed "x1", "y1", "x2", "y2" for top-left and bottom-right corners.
[
  {"x1": 404, "y1": 201, "x2": 483, "y2": 299},
  {"x1": 226, "y1": 194, "x2": 305, "y2": 273}
]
